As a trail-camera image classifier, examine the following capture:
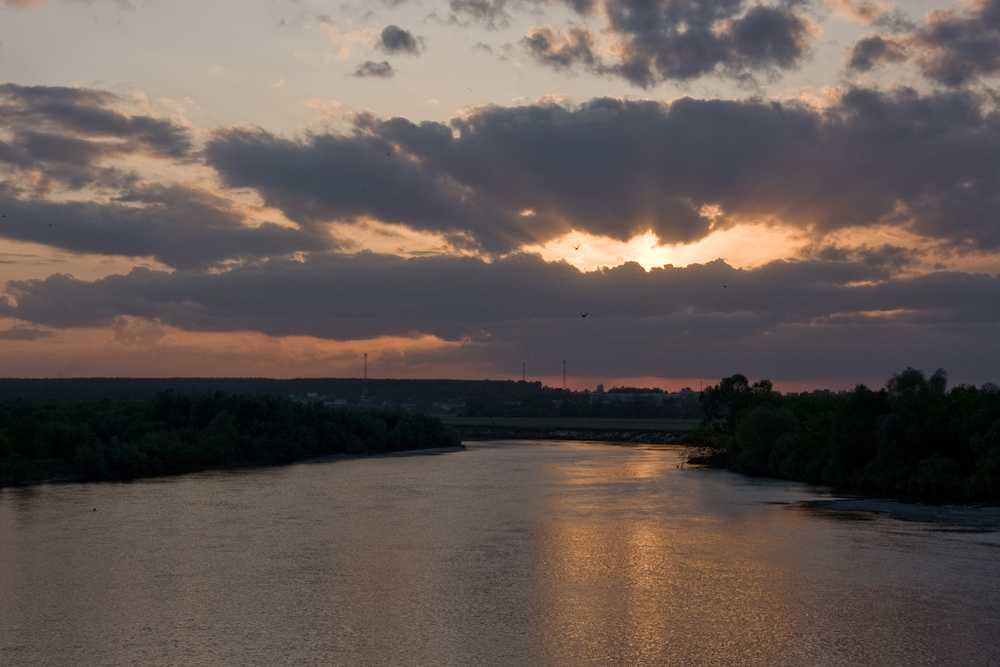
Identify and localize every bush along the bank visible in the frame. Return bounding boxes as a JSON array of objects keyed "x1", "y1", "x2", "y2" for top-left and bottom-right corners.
[
  {"x1": 0, "y1": 391, "x2": 461, "y2": 486},
  {"x1": 686, "y1": 368, "x2": 1000, "y2": 504}
]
